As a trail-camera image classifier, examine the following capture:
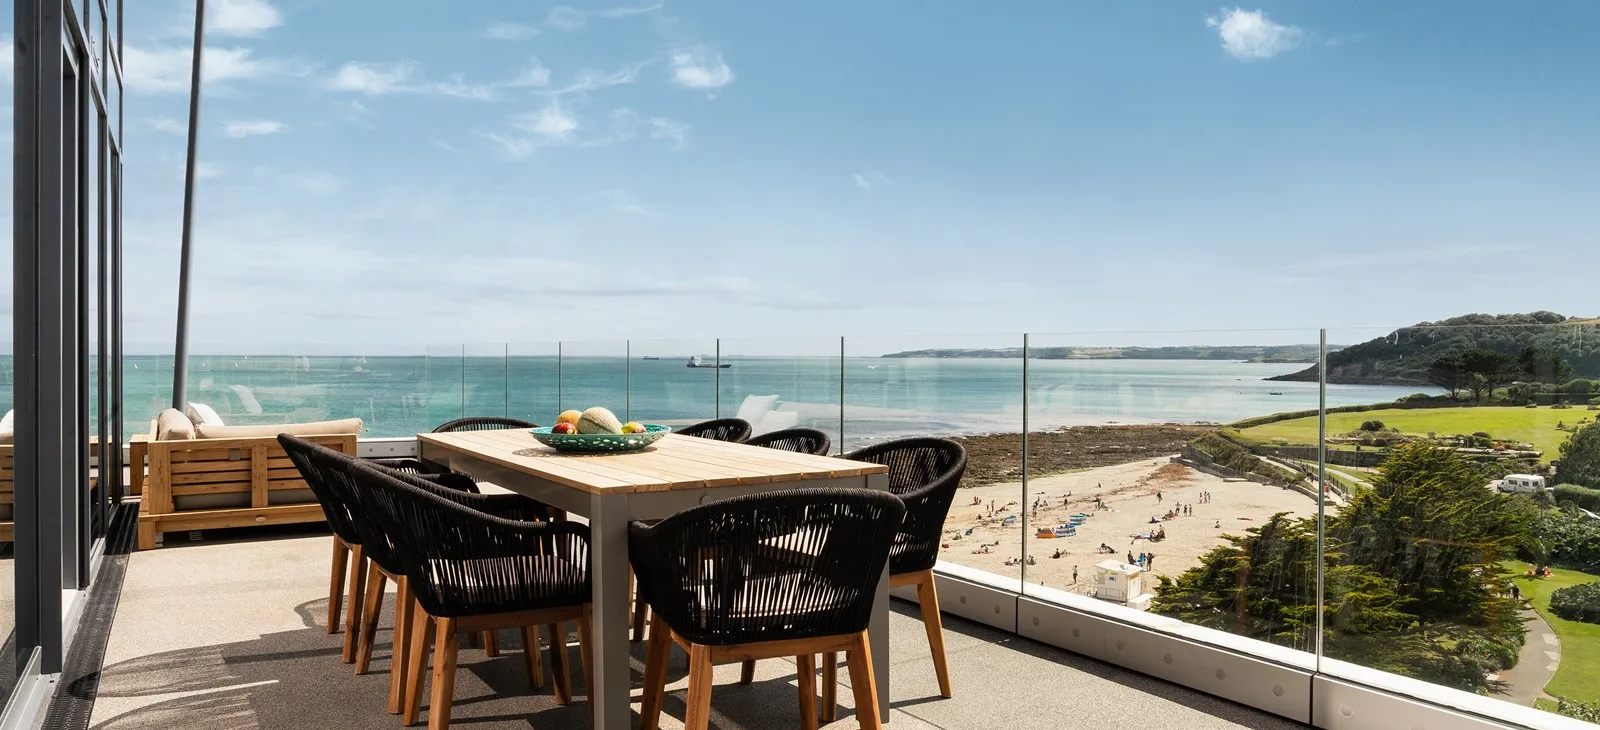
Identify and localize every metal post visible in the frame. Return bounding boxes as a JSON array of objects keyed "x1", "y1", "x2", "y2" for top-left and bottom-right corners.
[
  {"x1": 838, "y1": 336, "x2": 846, "y2": 454},
  {"x1": 503, "y1": 342, "x2": 509, "y2": 417},
  {"x1": 14, "y1": 0, "x2": 69, "y2": 674},
  {"x1": 1020, "y1": 334, "x2": 1030, "y2": 587},
  {"x1": 557, "y1": 341, "x2": 563, "y2": 412},
  {"x1": 1315, "y1": 329, "x2": 1328, "y2": 663},
  {"x1": 625, "y1": 341, "x2": 631, "y2": 422},
  {"x1": 73, "y1": 41, "x2": 92, "y2": 584},
  {"x1": 459, "y1": 343, "x2": 466, "y2": 419},
  {"x1": 714, "y1": 339, "x2": 722, "y2": 418},
  {"x1": 171, "y1": 0, "x2": 206, "y2": 408}
]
